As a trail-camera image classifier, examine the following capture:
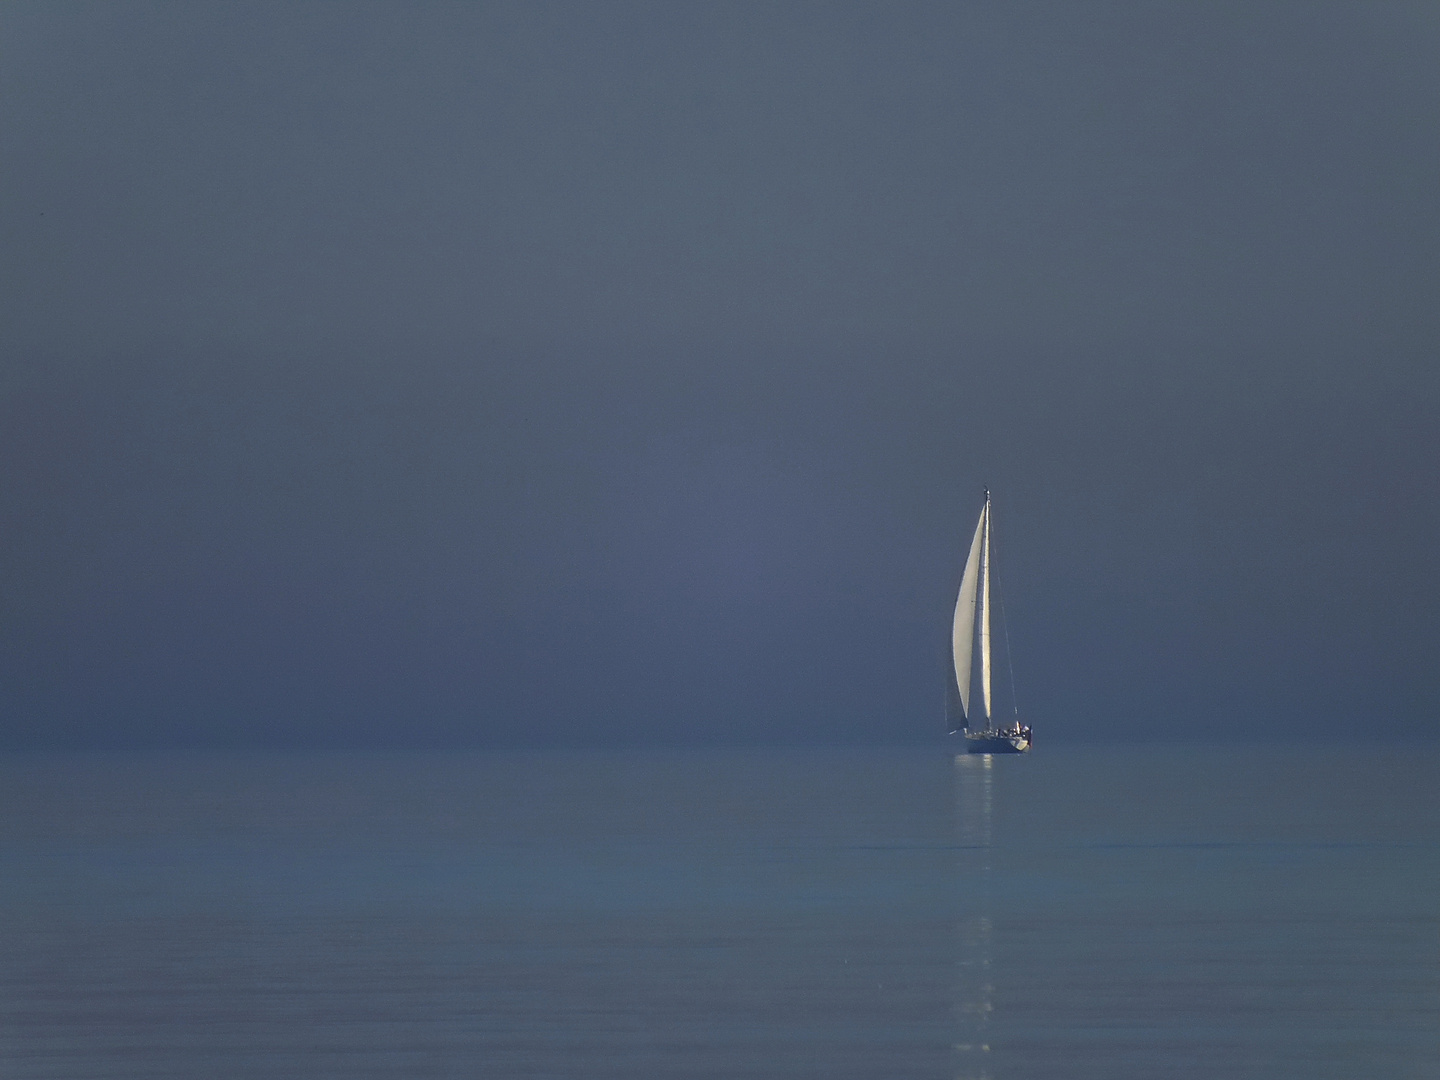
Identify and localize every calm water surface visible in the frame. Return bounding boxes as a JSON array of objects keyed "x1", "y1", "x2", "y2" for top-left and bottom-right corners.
[{"x1": 1, "y1": 745, "x2": 1436, "y2": 1078}]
